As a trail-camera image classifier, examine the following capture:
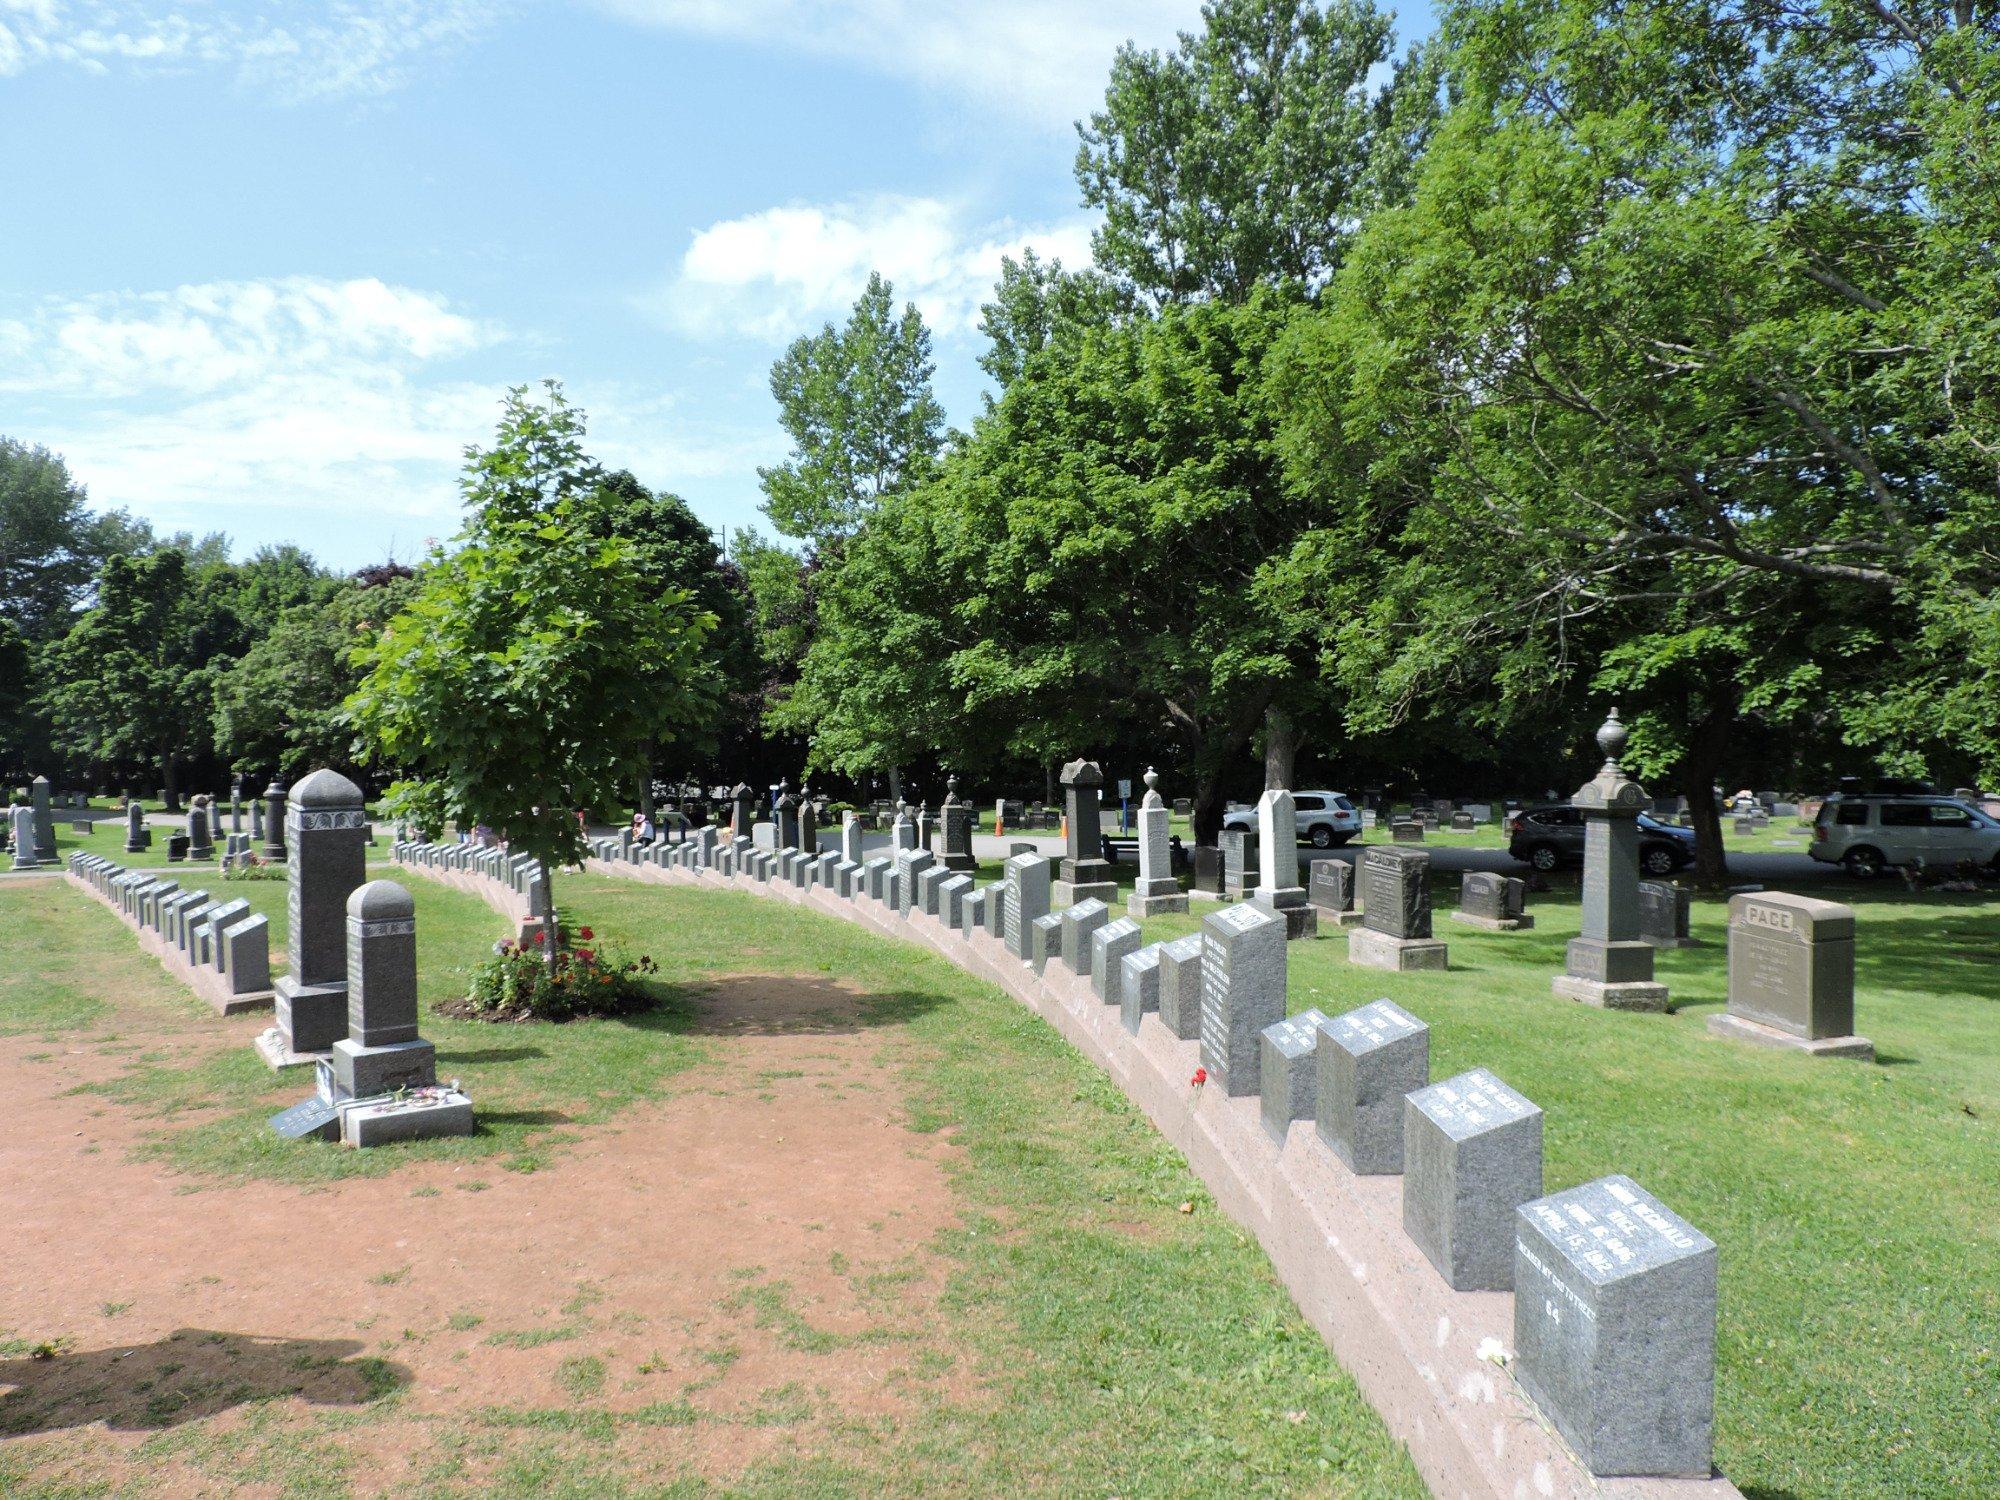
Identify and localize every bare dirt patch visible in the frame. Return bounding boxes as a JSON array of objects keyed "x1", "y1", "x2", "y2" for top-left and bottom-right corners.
[{"x1": 0, "y1": 974, "x2": 969, "y2": 1494}]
